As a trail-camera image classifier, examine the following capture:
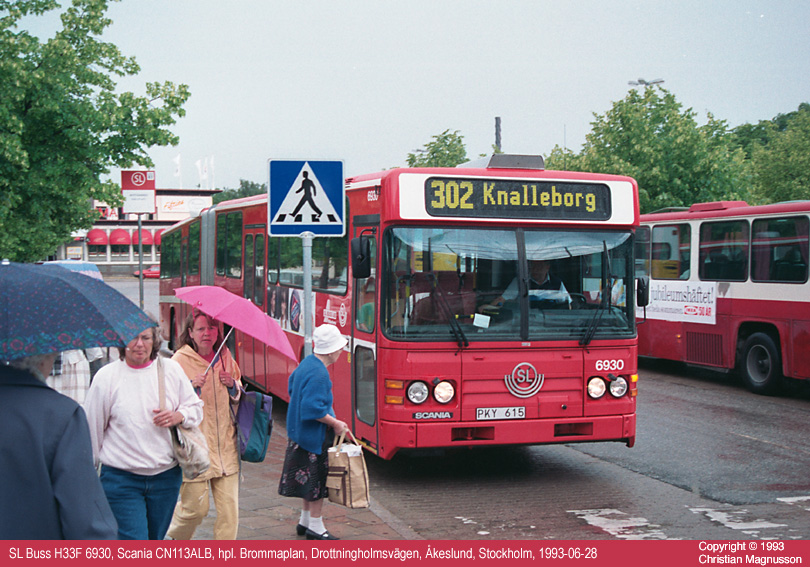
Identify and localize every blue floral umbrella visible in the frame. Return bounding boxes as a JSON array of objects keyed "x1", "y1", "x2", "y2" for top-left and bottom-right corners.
[{"x1": 0, "y1": 261, "x2": 156, "y2": 361}]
